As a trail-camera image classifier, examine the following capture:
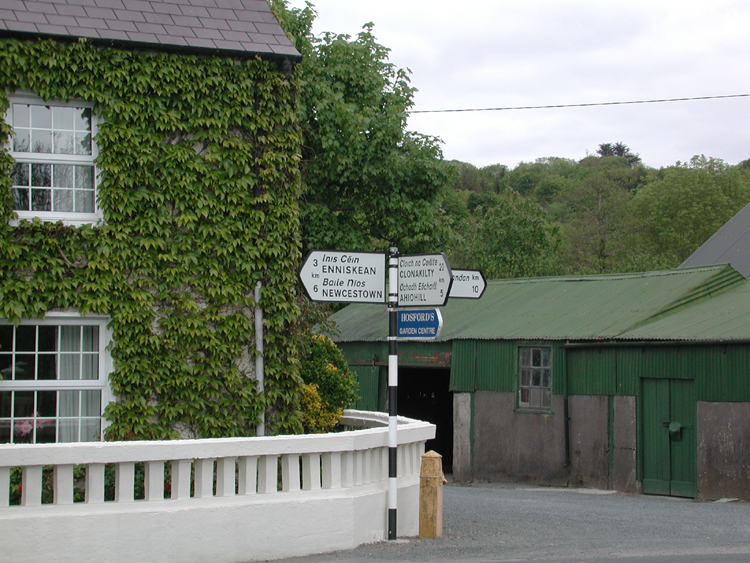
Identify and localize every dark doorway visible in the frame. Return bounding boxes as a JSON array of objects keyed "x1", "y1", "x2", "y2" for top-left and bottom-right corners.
[{"x1": 397, "y1": 367, "x2": 453, "y2": 472}]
